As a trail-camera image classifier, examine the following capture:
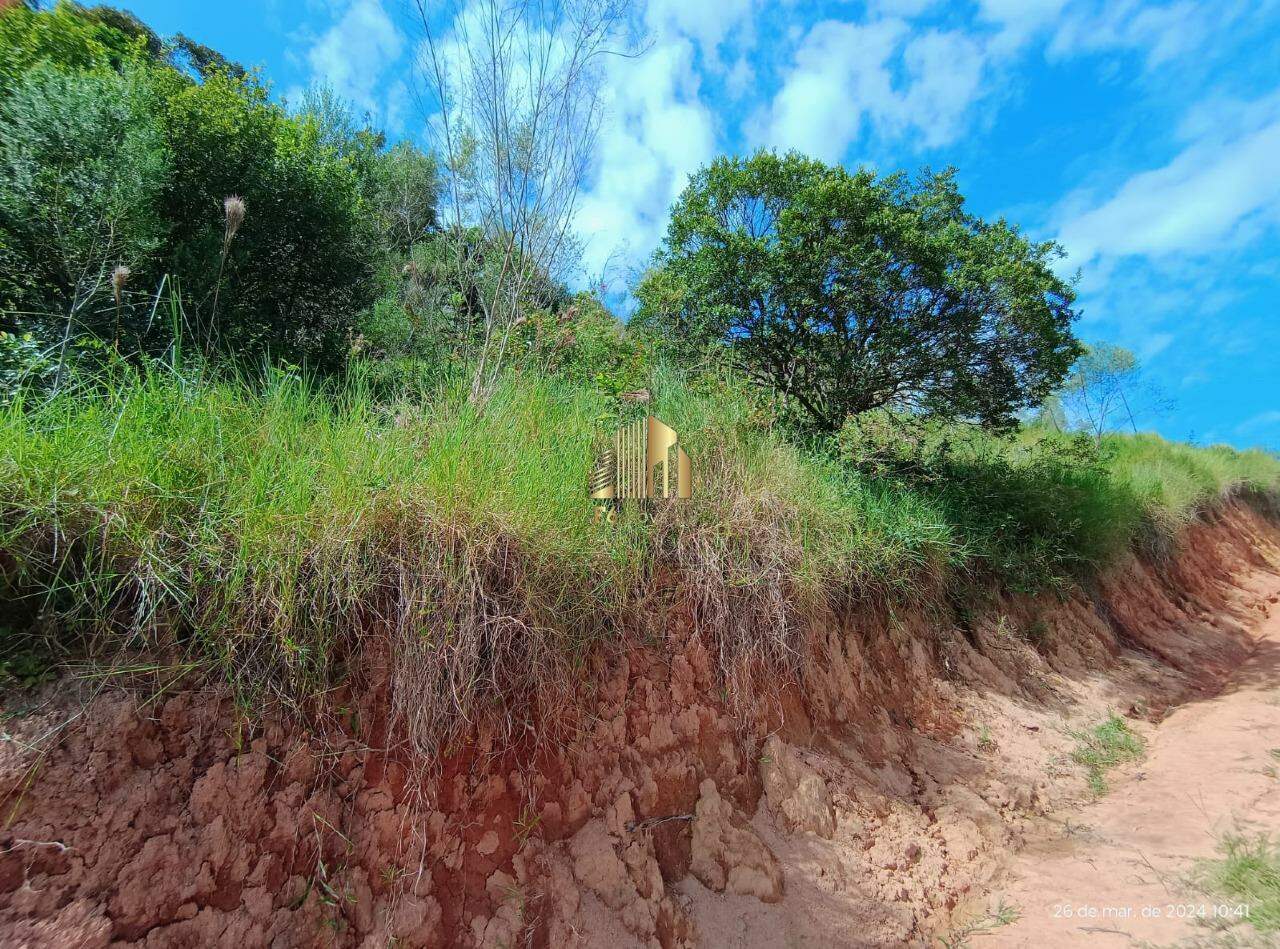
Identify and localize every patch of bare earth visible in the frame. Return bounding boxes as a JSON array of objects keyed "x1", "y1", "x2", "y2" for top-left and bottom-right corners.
[
  {"x1": 0, "y1": 503, "x2": 1277, "y2": 946},
  {"x1": 986, "y1": 565, "x2": 1280, "y2": 947}
]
